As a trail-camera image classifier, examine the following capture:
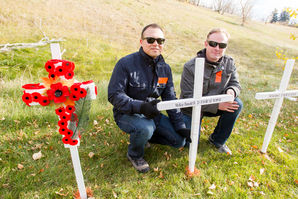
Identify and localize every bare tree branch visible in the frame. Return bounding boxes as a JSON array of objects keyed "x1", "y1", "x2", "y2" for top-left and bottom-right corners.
[{"x1": 0, "y1": 38, "x2": 64, "y2": 53}]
